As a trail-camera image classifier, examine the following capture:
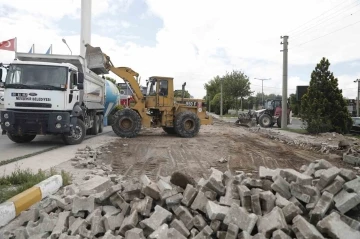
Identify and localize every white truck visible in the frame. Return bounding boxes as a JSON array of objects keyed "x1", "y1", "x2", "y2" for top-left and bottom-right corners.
[{"x1": 0, "y1": 53, "x2": 105, "y2": 145}]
